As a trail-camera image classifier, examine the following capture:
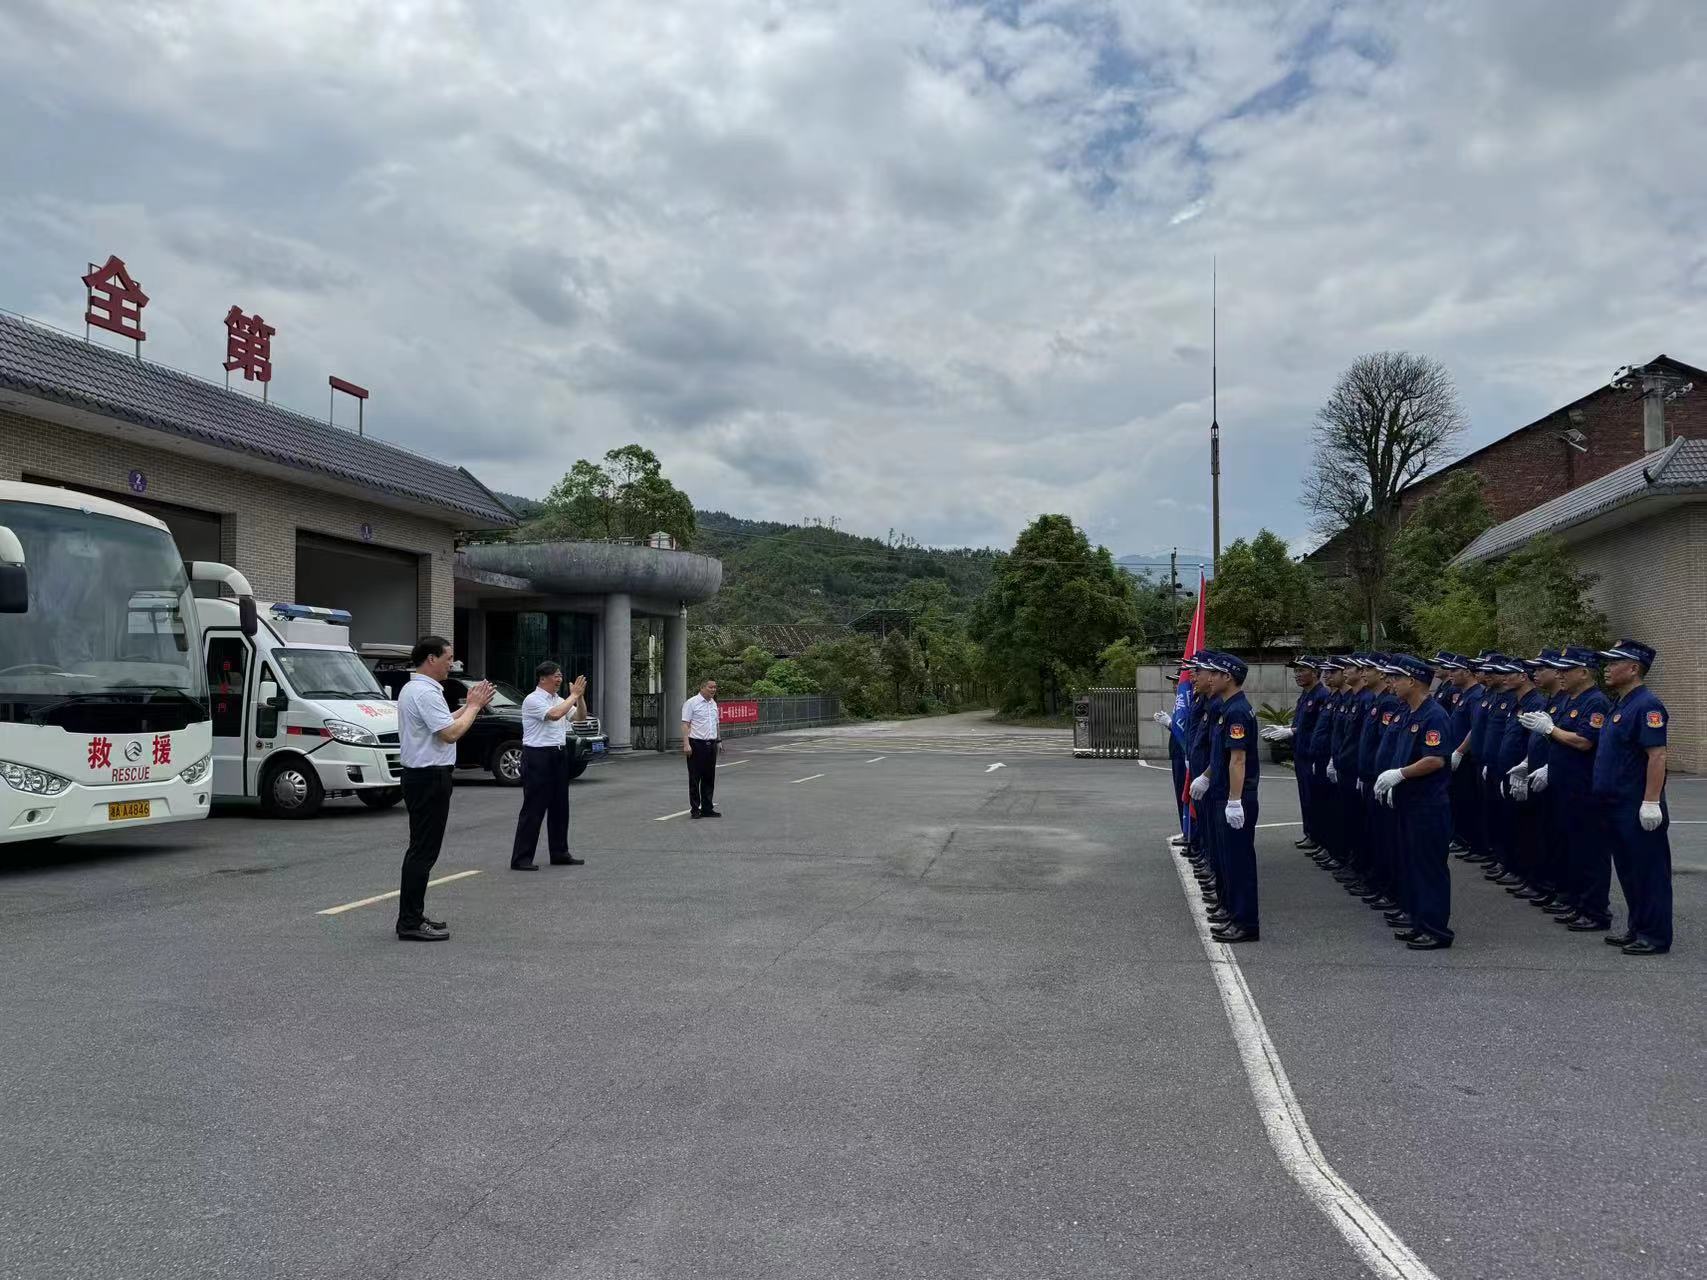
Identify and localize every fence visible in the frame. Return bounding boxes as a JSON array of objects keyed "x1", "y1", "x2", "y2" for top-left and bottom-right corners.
[
  {"x1": 1072, "y1": 688, "x2": 1143, "y2": 757},
  {"x1": 629, "y1": 694, "x2": 844, "y2": 751},
  {"x1": 1117, "y1": 664, "x2": 1298, "y2": 760}
]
